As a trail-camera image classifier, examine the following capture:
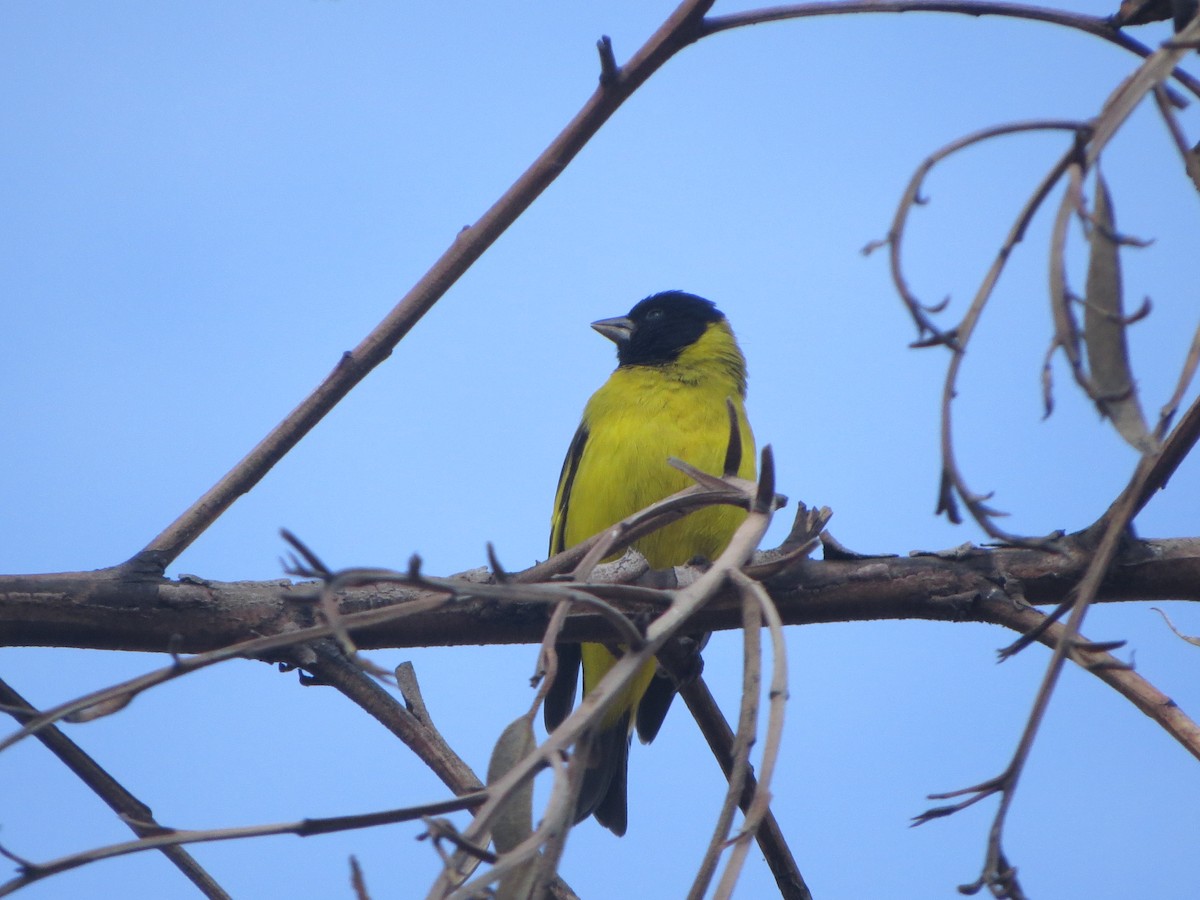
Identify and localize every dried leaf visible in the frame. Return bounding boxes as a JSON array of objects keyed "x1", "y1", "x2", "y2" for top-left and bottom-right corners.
[
  {"x1": 1084, "y1": 171, "x2": 1155, "y2": 452},
  {"x1": 63, "y1": 691, "x2": 134, "y2": 723},
  {"x1": 486, "y1": 714, "x2": 535, "y2": 854},
  {"x1": 486, "y1": 714, "x2": 539, "y2": 900}
]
